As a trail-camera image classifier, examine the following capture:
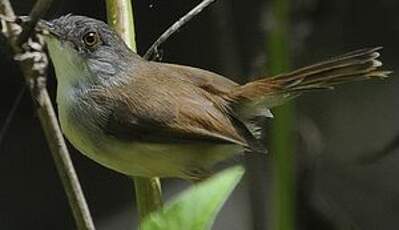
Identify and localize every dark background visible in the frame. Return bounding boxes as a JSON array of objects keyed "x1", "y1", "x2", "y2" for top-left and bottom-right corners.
[{"x1": 1, "y1": 0, "x2": 398, "y2": 229}]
